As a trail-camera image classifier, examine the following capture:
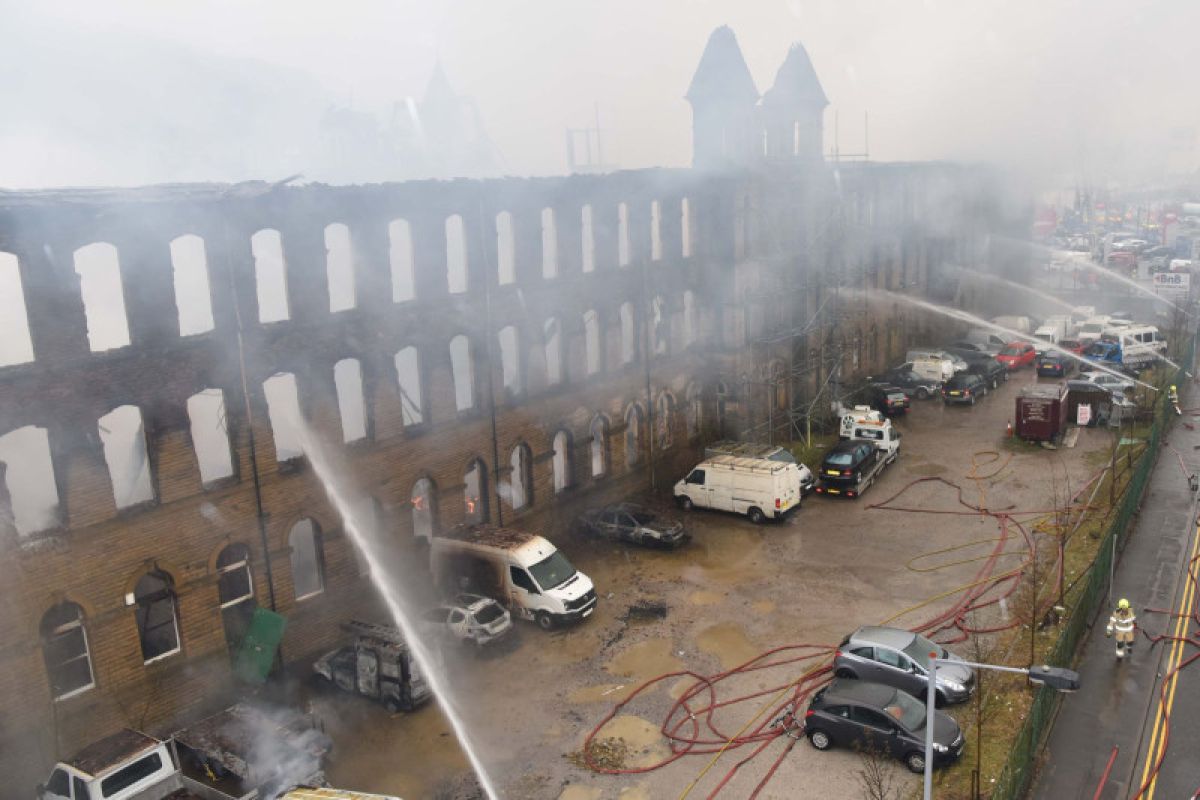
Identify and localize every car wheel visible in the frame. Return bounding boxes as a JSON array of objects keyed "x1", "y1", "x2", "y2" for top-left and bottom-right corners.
[
  {"x1": 834, "y1": 668, "x2": 856, "y2": 679},
  {"x1": 916, "y1": 387, "x2": 929, "y2": 400},
  {"x1": 536, "y1": 611, "x2": 554, "y2": 631},
  {"x1": 384, "y1": 696, "x2": 402, "y2": 714},
  {"x1": 748, "y1": 507, "x2": 766, "y2": 525},
  {"x1": 677, "y1": 496, "x2": 694, "y2": 511},
  {"x1": 905, "y1": 751, "x2": 926, "y2": 773},
  {"x1": 809, "y1": 729, "x2": 833, "y2": 751},
  {"x1": 1003, "y1": 372, "x2": 1009, "y2": 382},
  {"x1": 969, "y1": 395, "x2": 977, "y2": 406}
]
